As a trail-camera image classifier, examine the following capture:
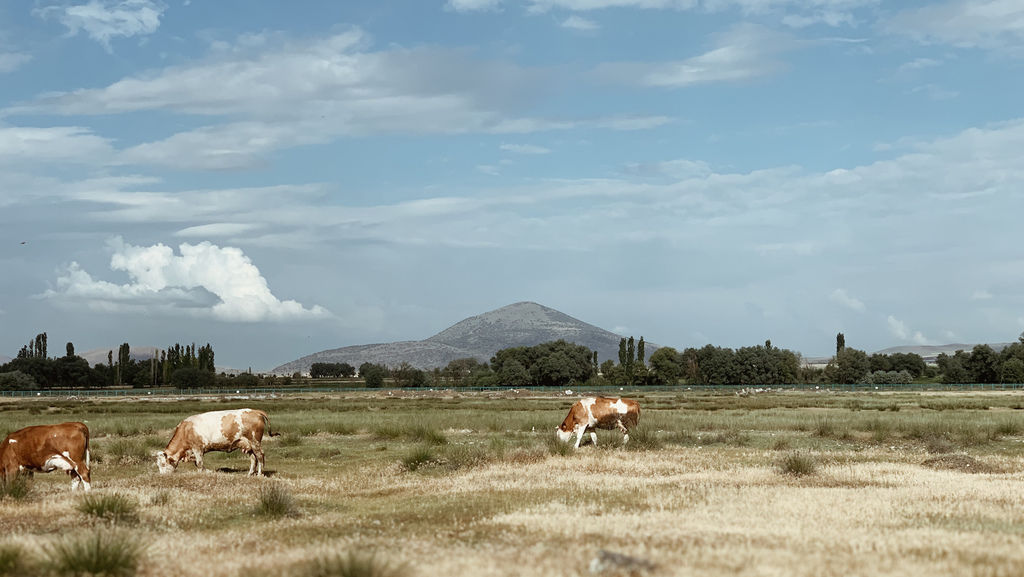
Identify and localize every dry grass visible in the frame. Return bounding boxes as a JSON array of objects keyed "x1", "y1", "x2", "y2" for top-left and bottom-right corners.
[{"x1": 2, "y1": 391, "x2": 1024, "y2": 576}]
